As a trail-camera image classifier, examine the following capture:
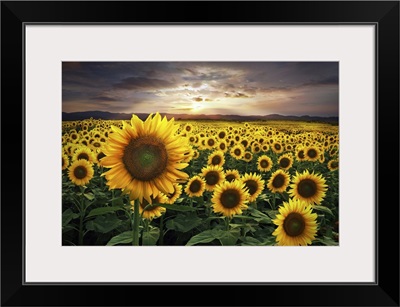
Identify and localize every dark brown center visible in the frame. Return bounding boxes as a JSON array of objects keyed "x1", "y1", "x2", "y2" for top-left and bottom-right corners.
[
  {"x1": 297, "y1": 179, "x2": 317, "y2": 198},
  {"x1": 73, "y1": 165, "x2": 87, "y2": 179},
  {"x1": 307, "y1": 149, "x2": 317, "y2": 158},
  {"x1": 77, "y1": 153, "x2": 89, "y2": 161},
  {"x1": 272, "y1": 174, "x2": 285, "y2": 188},
  {"x1": 244, "y1": 179, "x2": 258, "y2": 195},
  {"x1": 211, "y1": 155, "x2": 222, "y2": 165},
  {"x1": 189, "y1": 180, "x2": 202, "y2": 193},
  {"x1": 279, "y1": 157, "x2": 290, "y2": 168},
  {"x1": 283, "y1": 212, "x2": 305, "y2": 237},
  {"x1": 260, "y1": 159, "x2": 269, "y2": 168},
  {"x1": 122, "y1": 136, "x2": 168, "y2": 181},
  {"x1": 220, "y1": 189, "x2": 240, "y2": 208},
  {"x1": 205, "y1": 171, "x2": 220, "y2": 186}
]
